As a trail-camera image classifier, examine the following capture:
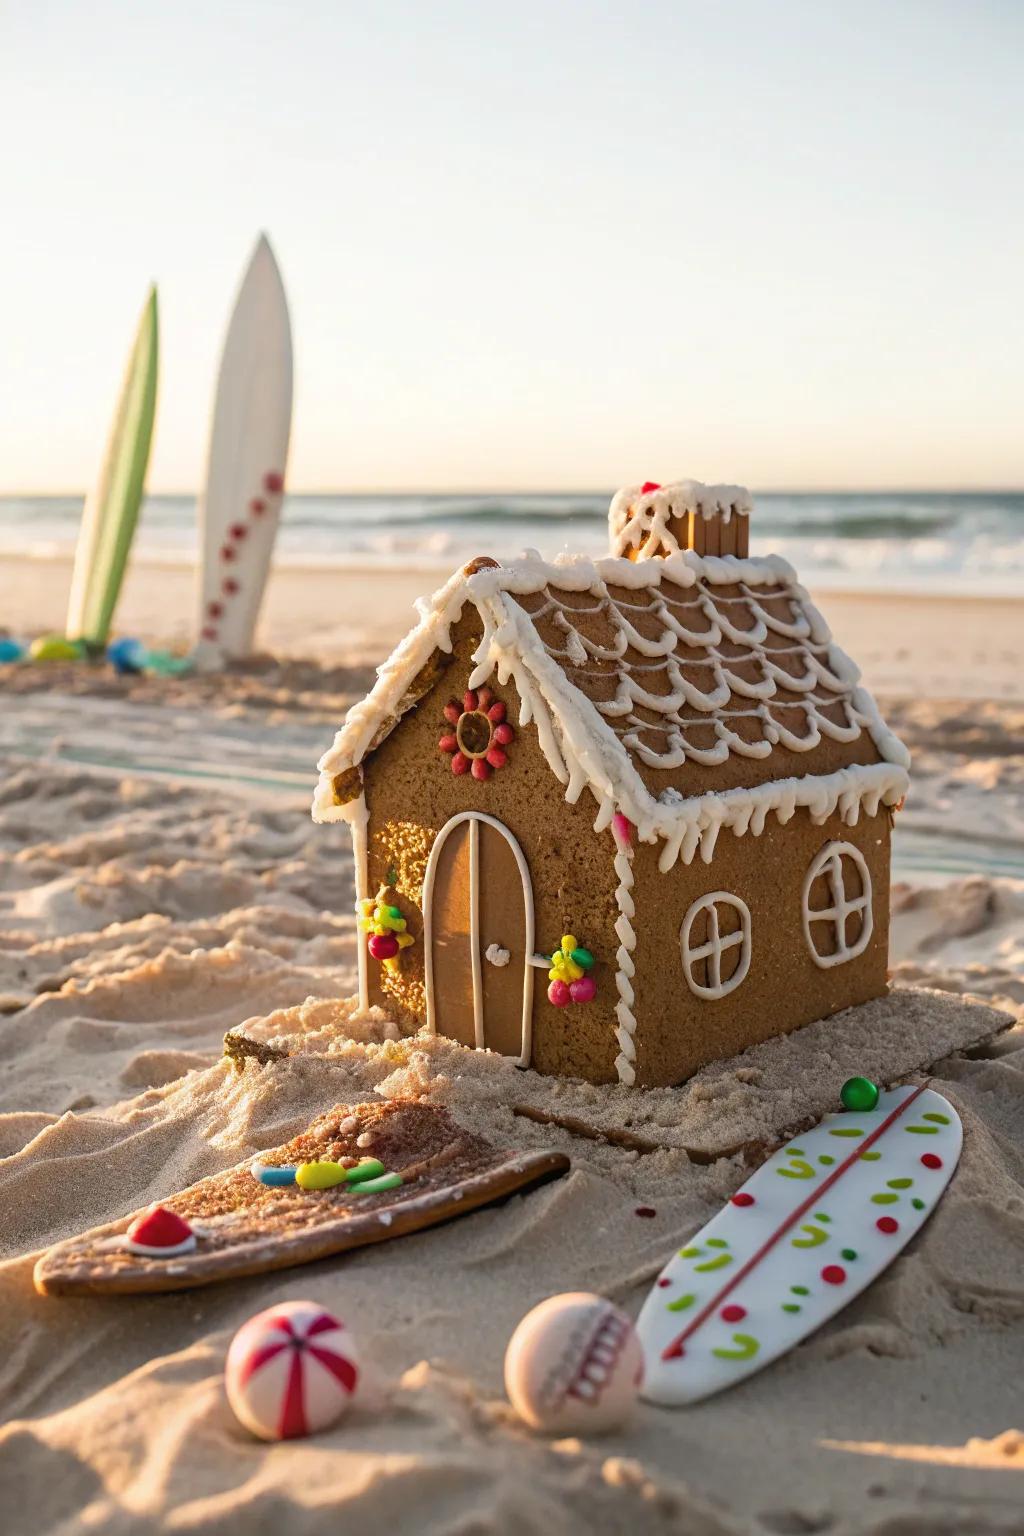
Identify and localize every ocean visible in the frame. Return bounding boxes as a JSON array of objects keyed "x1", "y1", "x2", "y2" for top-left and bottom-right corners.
[{"x1": 1, "y1": 490, "x2": 1023, "y2": 595}]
